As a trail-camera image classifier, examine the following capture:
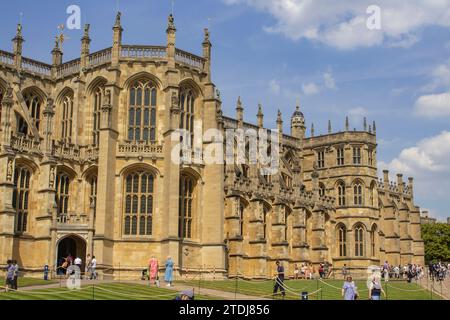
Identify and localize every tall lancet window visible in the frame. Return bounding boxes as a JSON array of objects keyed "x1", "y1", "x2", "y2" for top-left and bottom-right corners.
[
  {"x1": 179, "y1": 174, "x2": 195, "y2": 239},
  {"x1": 12, "y1": 166, "x2": 31, "y2": 233},
  {"x1": 56, "y1": 172, "x2": 71, "y2": 220},
  {"x1": 61, "y1": 94, "x2": 74, "y2": 143},
  {"x1": 128, "y1": 80, "x2": 157, "y2": 143},
  {"x1": 0, "y1": 89, "x2": 4, "y2": 126},
  {"x1": 92, "y1": 86, "x2": 103, "y2": 146},
  {"x1": 23, "y1": 90, "x2": 42, "y2": 133},
  {"x1": 179, "y1": 88, "x2": 195, "y2": 149}
]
